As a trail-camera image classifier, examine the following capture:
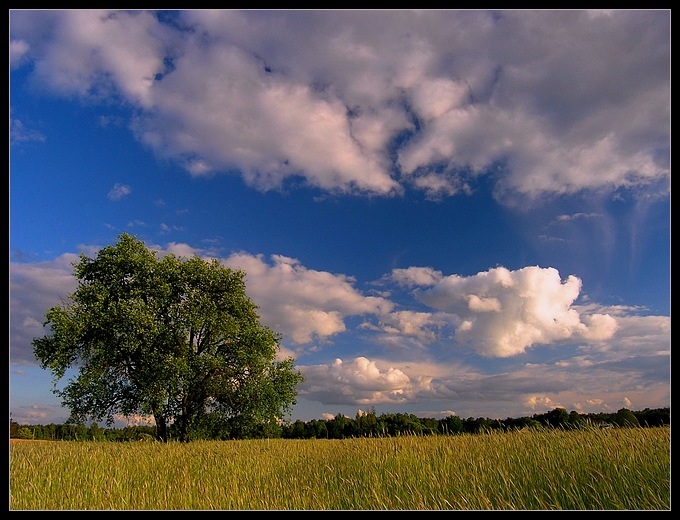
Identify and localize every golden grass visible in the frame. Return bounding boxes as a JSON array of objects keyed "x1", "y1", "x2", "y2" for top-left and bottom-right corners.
[{"x1": 9, "y1": 426, "x2": 670, "y2": 510}]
